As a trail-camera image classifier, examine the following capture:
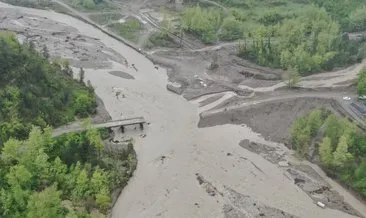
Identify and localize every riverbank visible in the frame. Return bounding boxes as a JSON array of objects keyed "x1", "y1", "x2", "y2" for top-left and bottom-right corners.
[{"x1": 1, "y1": 1, "x2": 366, "y2": 217}]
